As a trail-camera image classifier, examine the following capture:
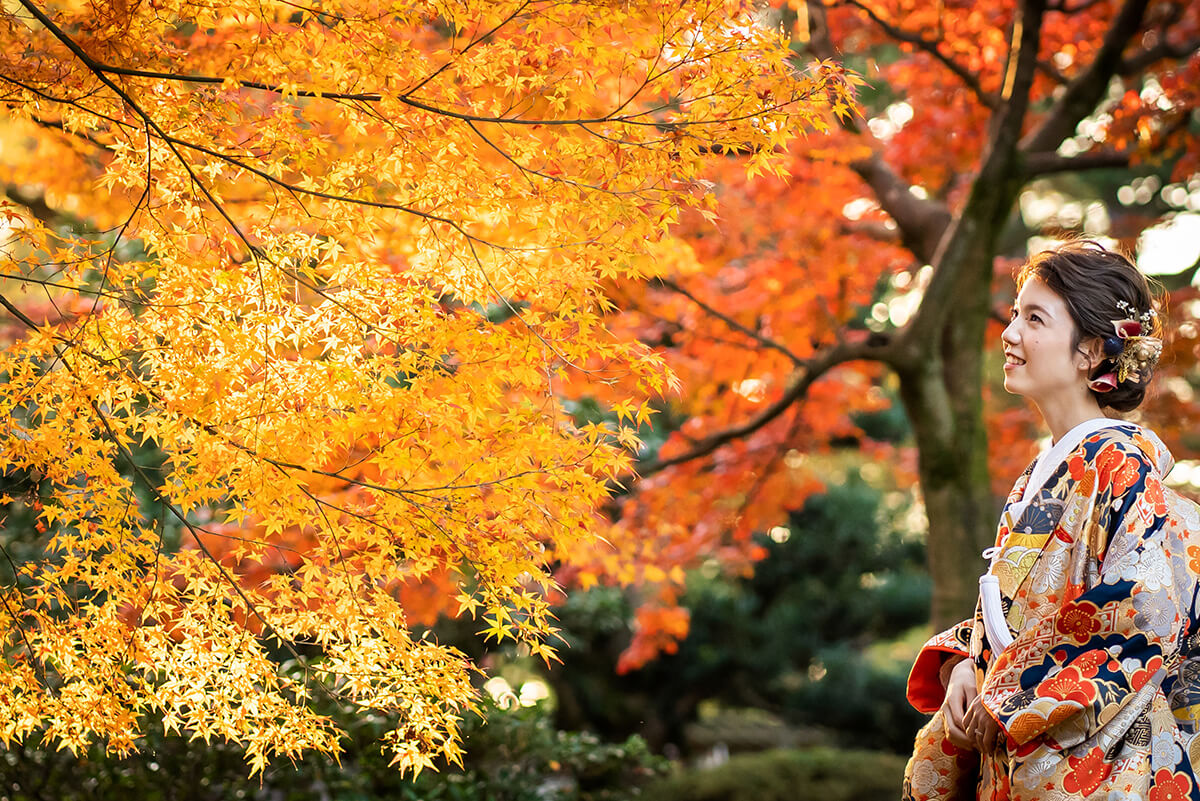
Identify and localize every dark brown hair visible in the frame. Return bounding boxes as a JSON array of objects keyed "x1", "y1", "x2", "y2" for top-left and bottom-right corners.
[{"x1": 1016, "y1": 240, "x2": 1164, "y2": 413}]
